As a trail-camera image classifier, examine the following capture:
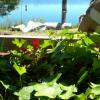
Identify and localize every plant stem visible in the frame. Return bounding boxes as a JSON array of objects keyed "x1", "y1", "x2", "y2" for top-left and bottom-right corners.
[
  {"x1": 0, "y1": 94, "x2": 3, "y2": 100},
  {"x1": 20, "y1": 76, "x2": 22, "y2": 88},
  {"x1": 4, "y1": 89, "x2": 7, "y2": 100}
]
